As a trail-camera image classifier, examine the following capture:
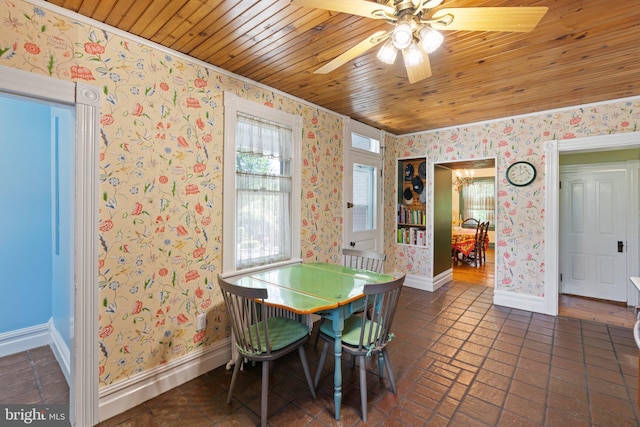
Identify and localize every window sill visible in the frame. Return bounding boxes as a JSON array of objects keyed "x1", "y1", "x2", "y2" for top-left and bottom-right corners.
[{"x1": 221, "y1": 258, "x2": 303, "y2": 280}]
